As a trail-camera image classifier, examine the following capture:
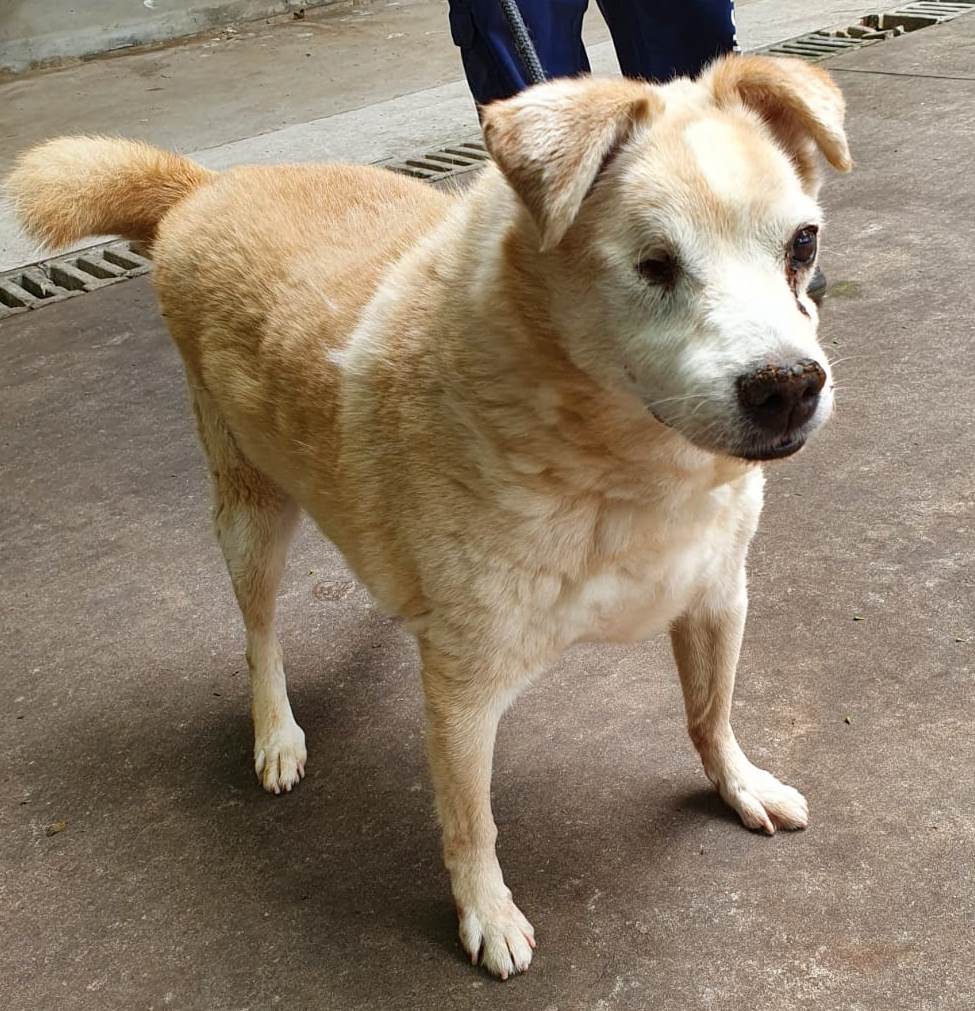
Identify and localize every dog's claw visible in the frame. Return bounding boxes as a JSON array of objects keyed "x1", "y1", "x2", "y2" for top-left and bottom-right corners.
[
  {"x1": 254, "y1": 719, "x2": 307, "y2": 794},
  {"x1": 458, "y1": 894, "x2": 535, "y2": 979},
  {"x1": 713, "y1": 760, "x2": 808, "y2": 834}
]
